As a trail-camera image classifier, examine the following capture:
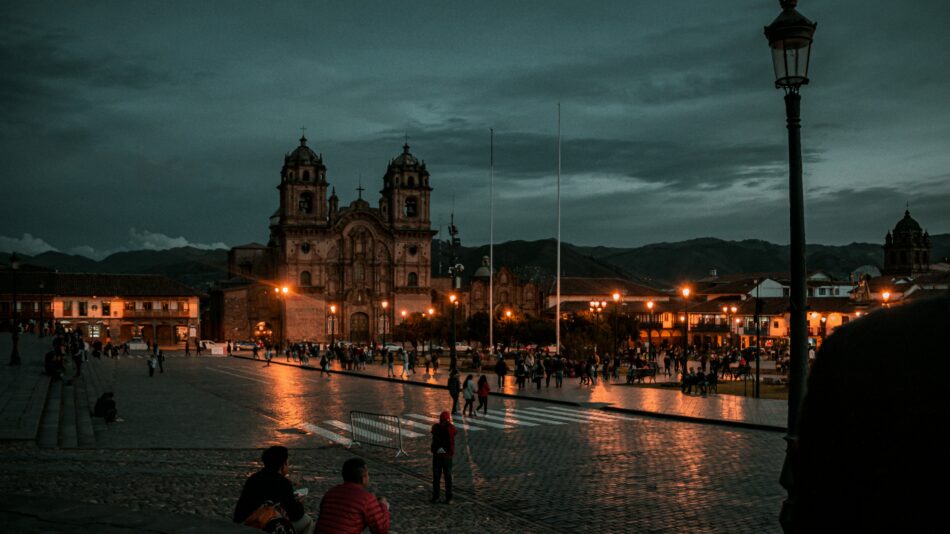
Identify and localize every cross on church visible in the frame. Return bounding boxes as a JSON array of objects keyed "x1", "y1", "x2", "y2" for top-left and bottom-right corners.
[
  {"x1": 300, "y1": 126, "x2": 307, "y2": 138},
  {"x1": 356, "y1": 181, "x2": 365, "y2": 200}
]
